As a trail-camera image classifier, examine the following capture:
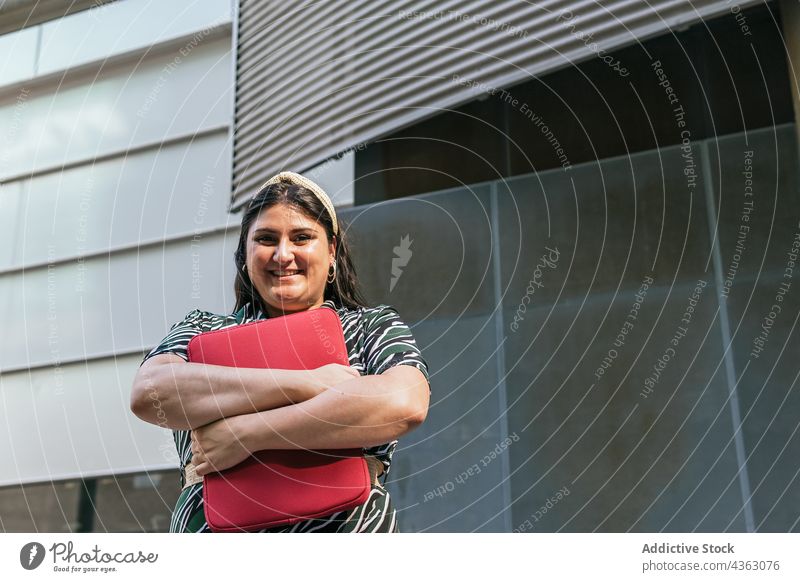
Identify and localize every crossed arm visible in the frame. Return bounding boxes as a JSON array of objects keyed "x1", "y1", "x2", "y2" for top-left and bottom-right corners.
[{"x1": 130, "y1": 355, "x2": 430, "y2": 475}]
